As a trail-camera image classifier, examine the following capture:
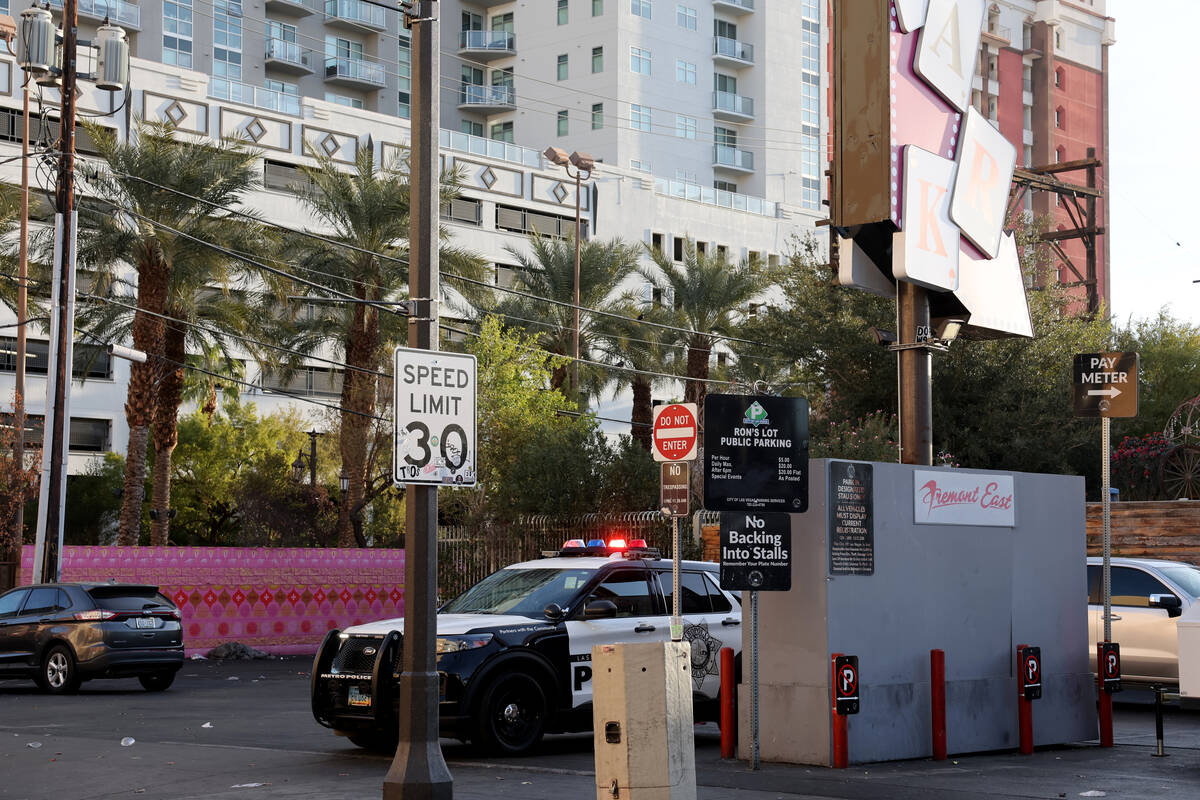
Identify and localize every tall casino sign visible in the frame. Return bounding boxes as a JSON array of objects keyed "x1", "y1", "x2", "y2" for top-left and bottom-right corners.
[{"x1": 832, "y1": 0, "x2": 1033, "y2": 339}]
